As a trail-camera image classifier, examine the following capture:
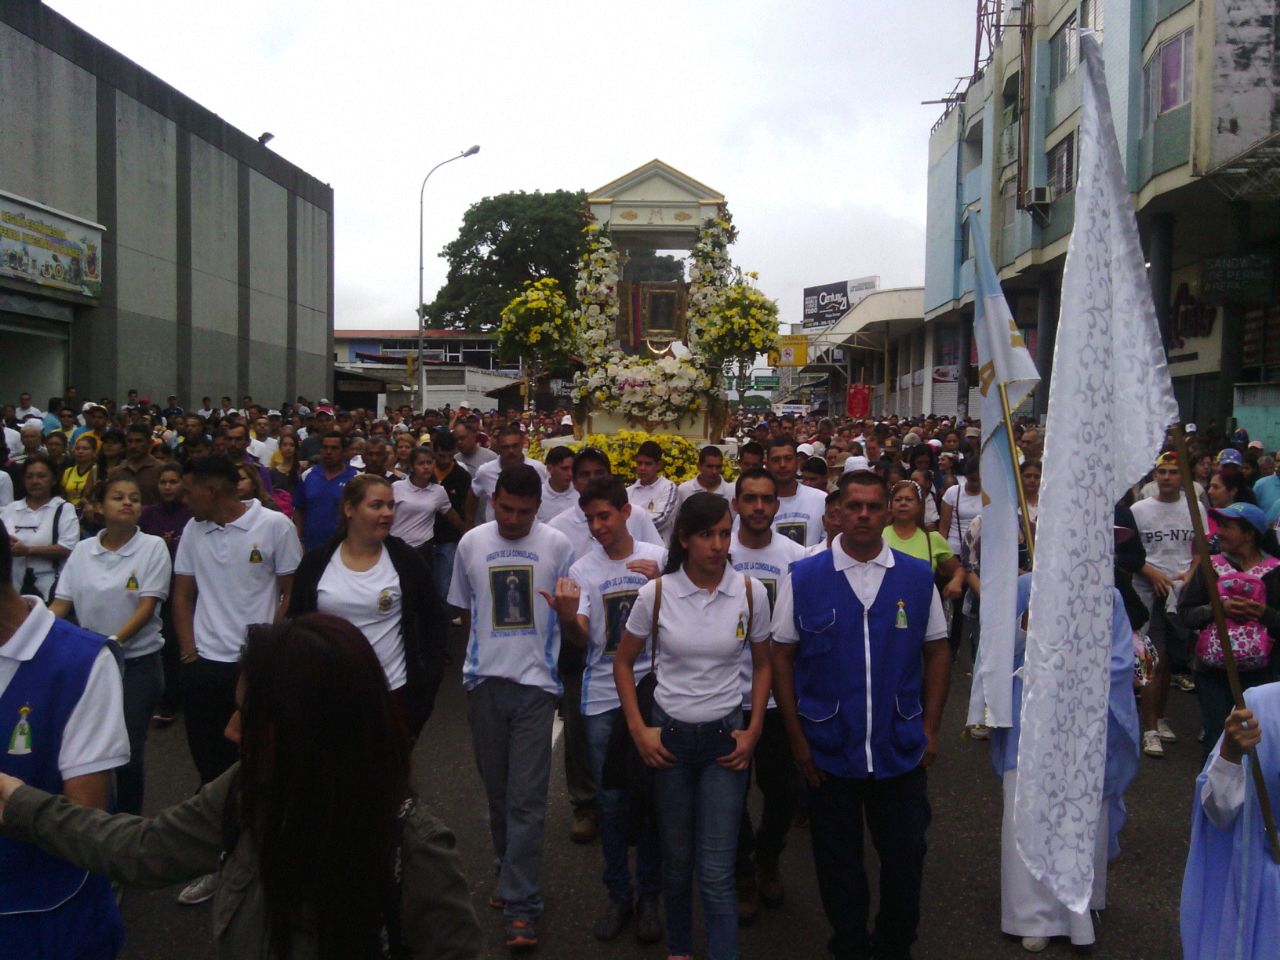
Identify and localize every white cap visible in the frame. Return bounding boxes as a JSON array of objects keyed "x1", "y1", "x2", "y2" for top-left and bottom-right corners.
[
  {"x1": 843, "y1": 455, "x2": 870, "y2": 473},
  {"x1": 797, "y1": 442, "x2": 815, "y2": 457},
  {"x1": 1186, "y1": 423, "x2": 1197, "y2": 433},
  {"x1": 560, "y1": 415, "x2": 573, "y2": 426}
]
